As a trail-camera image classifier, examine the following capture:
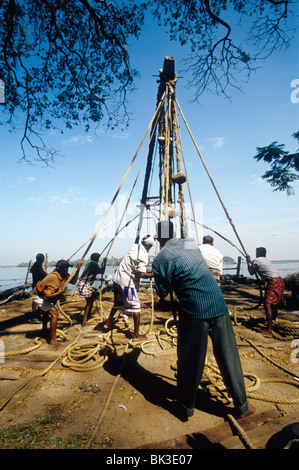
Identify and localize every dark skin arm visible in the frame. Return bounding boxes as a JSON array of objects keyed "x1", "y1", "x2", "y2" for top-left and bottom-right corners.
[
  {"x1": 140, "y1": 270, "x2": 154, "y2": 279},
  {"x1": 69, "y1": 262, "x2": 82, "y2": 284}
]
